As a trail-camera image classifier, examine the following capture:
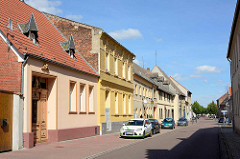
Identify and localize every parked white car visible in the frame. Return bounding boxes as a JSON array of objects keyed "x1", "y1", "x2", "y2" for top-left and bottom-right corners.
[{"x1": 120, "y1": 119, "x2": 152, "y2": 138}]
